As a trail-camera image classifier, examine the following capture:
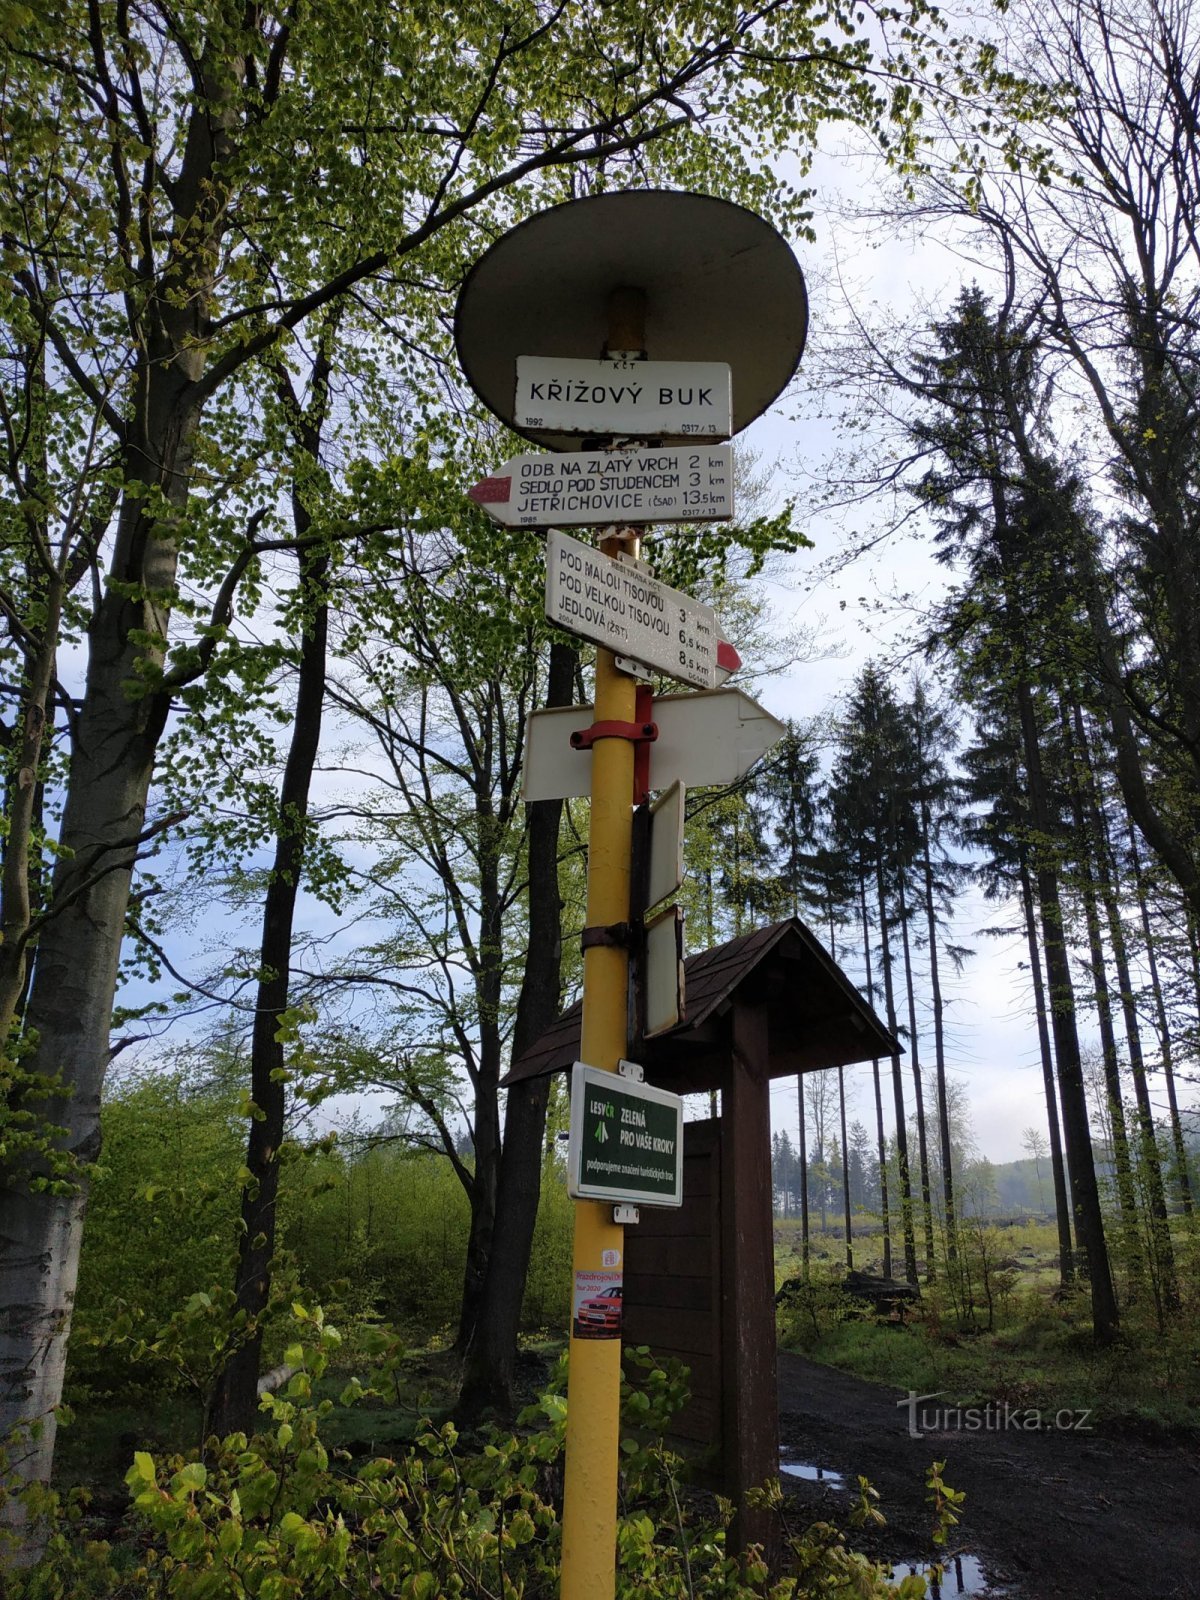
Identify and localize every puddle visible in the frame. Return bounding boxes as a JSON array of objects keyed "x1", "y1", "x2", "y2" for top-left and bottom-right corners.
[
  {"x1": 889, "y1": 1554, "x2": 1007, "y2": 1596},
  {"x1": 778, "y1": 1456, "x2": 846, "y2": 1488}
]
